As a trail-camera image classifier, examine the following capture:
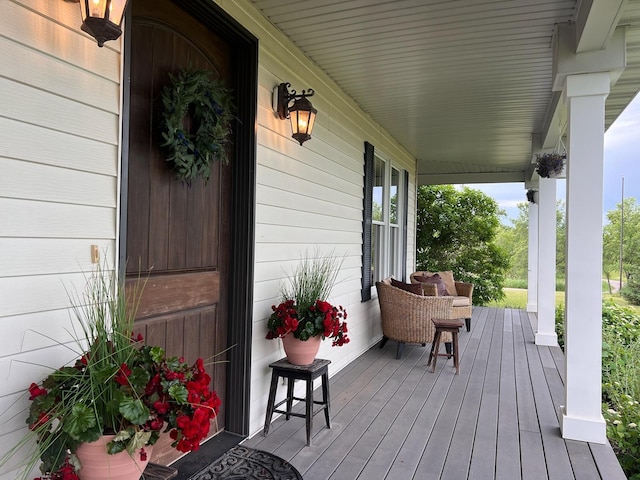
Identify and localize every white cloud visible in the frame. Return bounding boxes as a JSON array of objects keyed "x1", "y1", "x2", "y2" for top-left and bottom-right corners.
[{"x1": 605, "y1": 93, "x2": 640, "y2": 150}]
